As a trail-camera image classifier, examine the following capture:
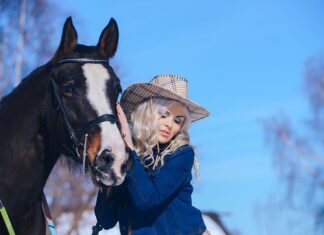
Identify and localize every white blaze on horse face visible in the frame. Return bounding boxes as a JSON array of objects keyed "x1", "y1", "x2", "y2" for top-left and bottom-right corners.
[{"x1": 82, "y1": 64, "x2": 127, "y2": 184}]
